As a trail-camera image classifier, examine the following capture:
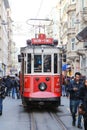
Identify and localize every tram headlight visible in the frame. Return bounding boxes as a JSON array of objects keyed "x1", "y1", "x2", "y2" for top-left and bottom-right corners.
[
  {"x1": 46, "y1": 77, "x2": 50, "y2": 81},
  {"x1": 38, "y1": 82, "x2": 47, "y2": 91}
]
